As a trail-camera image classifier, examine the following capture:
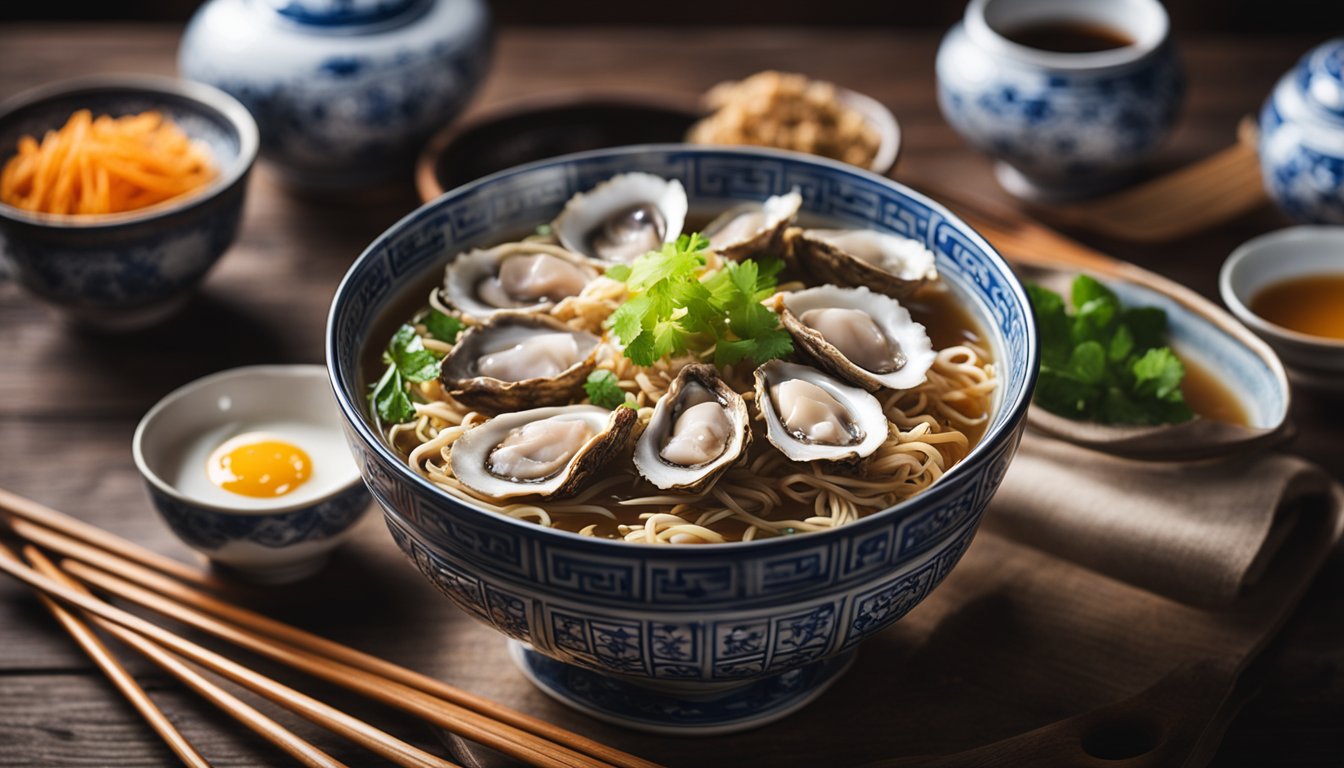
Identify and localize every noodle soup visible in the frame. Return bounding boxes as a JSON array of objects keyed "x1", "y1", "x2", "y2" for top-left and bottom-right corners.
[{"x1": 366, "y1": 175, "x2": 997, "y2": 545}]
